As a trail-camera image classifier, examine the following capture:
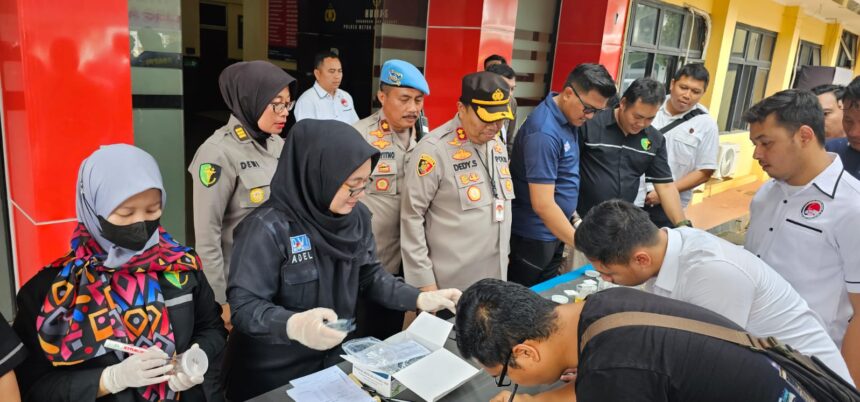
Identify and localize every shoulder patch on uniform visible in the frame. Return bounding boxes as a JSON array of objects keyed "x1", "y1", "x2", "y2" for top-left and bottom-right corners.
[
  {"x1": 417, "y1": 154, "x2": 436, "y2": 176},
  {"x1": 234, "y1": 125, "x2": 248, "y2": 140},
  {"x1": 641, "y1": 138, "x2": 652, "y2": 151},
  {"x1": 199, "y1": 163, "x2": 222, "y2": 187}
]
